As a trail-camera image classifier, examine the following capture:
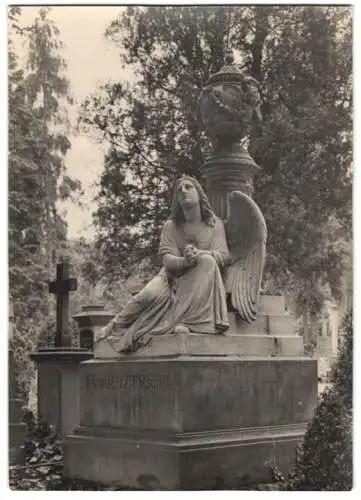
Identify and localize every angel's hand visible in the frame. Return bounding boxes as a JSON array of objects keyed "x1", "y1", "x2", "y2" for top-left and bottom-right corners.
[{"x1": 184, "y1": 244, "x2": 198, "y2": 267}]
